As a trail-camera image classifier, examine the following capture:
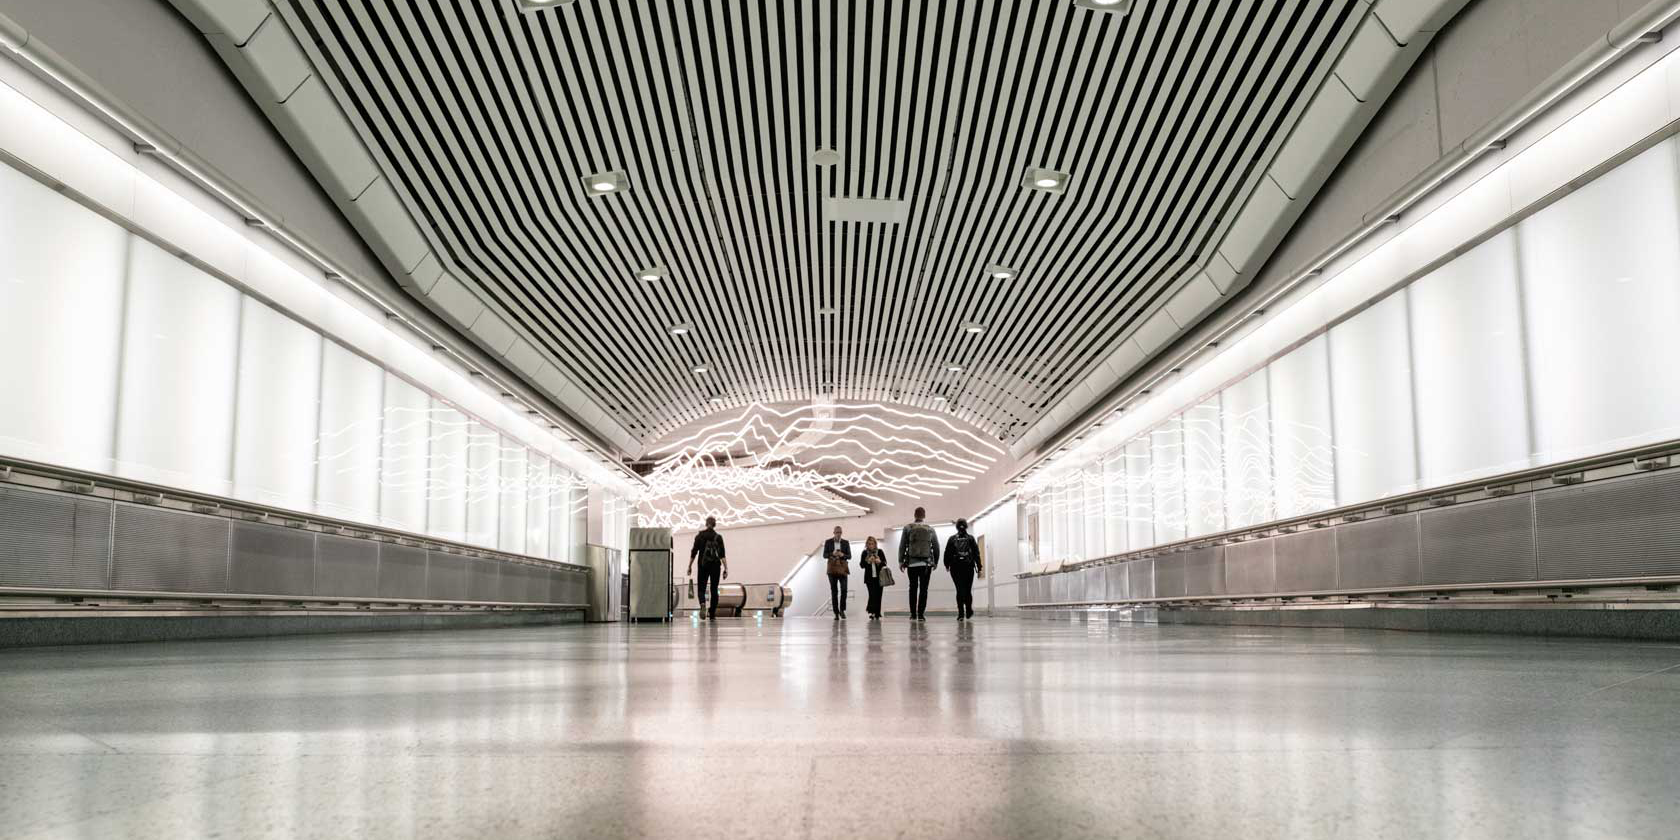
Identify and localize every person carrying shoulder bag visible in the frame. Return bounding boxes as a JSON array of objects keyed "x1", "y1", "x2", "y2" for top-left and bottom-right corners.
[
  {"x1": 823, "y1": 525, "x2": 851, "y2": 620},
  {"x1": 858, "y1": 535, "x2": 892, "y2": 619}
]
